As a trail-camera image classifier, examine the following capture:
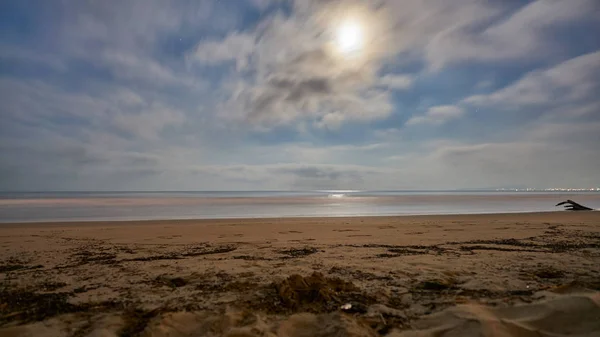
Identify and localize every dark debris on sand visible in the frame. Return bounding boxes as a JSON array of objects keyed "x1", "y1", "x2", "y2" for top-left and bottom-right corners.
[
  {"x1": 0, "y1": 264, "x2": 43, "y2": 273},
  {"x1": 73, "y1": 250, "x2": 118, "y2": 265},
  {"x1": 346, "y1": 244, "x2": 449, "y2": 258},
  {"x1": 258, "y1": 272, "x2": 377, "y2": 314},
  {"x1": 0, "y1": 289, "x2": 77, "y2": 324},
  {"x1": 118, "y1": 308, "x2": 161, "y2": 337},
  {"x1": 233, "y1": 255, "x2": 273, "y2": 261},
  {"x1": 277, "y1": 247, "x2": 319, "y2": 258},
  {"x1": 181, "y1": 245, "x2": 237, "y2": 257},
  {"x1": 39, "y1": 281, "x2": 68, "y2": 292},
  {"x1": 193, "y1": 271, "x2": 259, "y2": 294},
  {"x1": 0, "y1": 256, "x2": 44, "y2": 273},
  {"x1": 459, "y1": 245, "x2": 544, "y2": 253},
  {"x1": 125, "y1": 254, "x2": 183, "y2": 262},
  {"x1": 533, "y1": 267, "x2": 565, "y2": 279},
  {"x1": 328, "y1": 266, "x2": 394, "y2": 282},
  {"x1": 123, "y1": 245, "x2": 237, "y2": 262},
  {"x1": 415, "y1": 279, "x2": 458, "y2": 291},
  {"x1": 152, "y1": 275, "x2": 188, "y2": 288},
  {"x1": 0, "y1": 288, "x2": 123, "y2": 325},
  {"x1": 449, "y1": 237, "x2": 600, "y2": 253}
]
